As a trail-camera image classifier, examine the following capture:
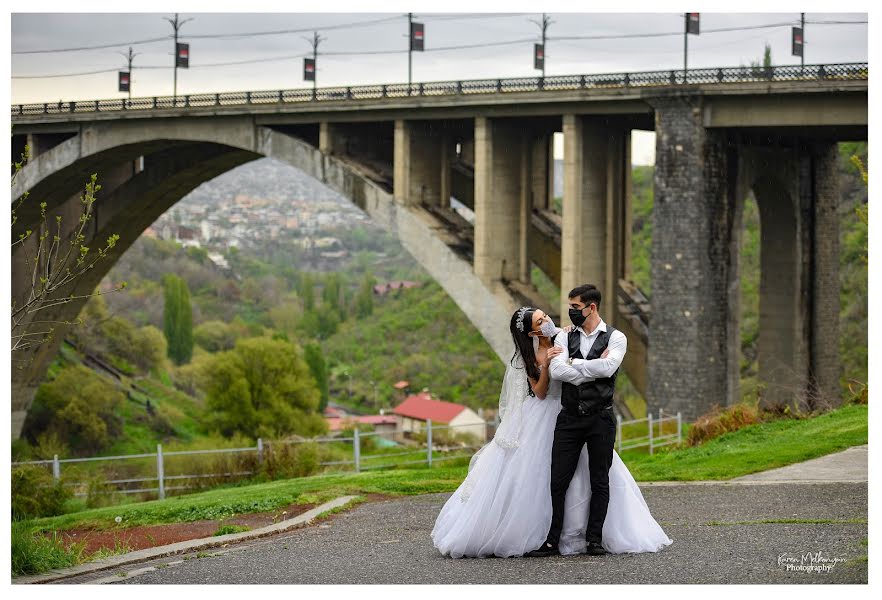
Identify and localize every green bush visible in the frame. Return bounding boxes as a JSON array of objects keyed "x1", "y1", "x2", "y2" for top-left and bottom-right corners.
[
  {"x1": 686, "y1": 403, "x2": 761, "y2": 446},
  {"x1": 11, "y1": 465, "x2": 73, "y2": 520},
  {"x1": 84, "y1": 472, "x2": 123, "y2": 509},
  {"x1": 22, "y1": 365, "x2": 124, "y2": 455},
  {"x1": 201, "y1": 337, "x2": 326, "y2": 440},
  {"x1": 11, "y1": 520, "x2": 85, "y2": 577},
  {"x1": 259, "y1": 441, "x2": 321, "y2": 480},
  {"x1": 194, "y1": 320, "x2": 242, "y2": 352}
]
